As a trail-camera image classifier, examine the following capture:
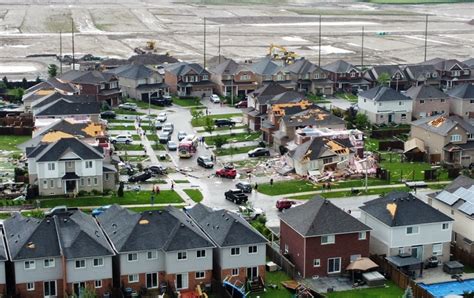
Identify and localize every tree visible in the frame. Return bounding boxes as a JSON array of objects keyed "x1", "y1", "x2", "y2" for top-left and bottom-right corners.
[
  {"x1": 377, "y1": 72, "x2": 391, "y2": 86},
  {"x1": 213, "y1": 135, "x2": 227, "y2": 149},
  {"x1": 8, "y1": 88, "x2": 24, "y2": 102},
  {"x1": 35, "y1": 76, "x2": 41, "y2": 83},
  {"x1": 117, "y1": 182, "x2": 124, "y2": 197},
  {"x1": 354, "y1": 113, "x2": 370, "y2": 130},
  {"x1": 2, "y1": 76, "x2": 9, "y2": 89},
  {"x1": 332, "y1": 107, "x2": 344, "y2": 118},
  {"x1": 204, "y1": 116, "x2": 215, "y2": 135},
  {"x1": 22, "y1": 77, "x2": 28, "y2": 89},
  {"x1": 191, "y1": 108, "x2": 204, "y2": 121},
  {"x1": 403, "y1": 286, "x2": 414, "y2": 298},
  {"x1": 48, "y1": 64, "x2": 58, "y2": 77}
]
